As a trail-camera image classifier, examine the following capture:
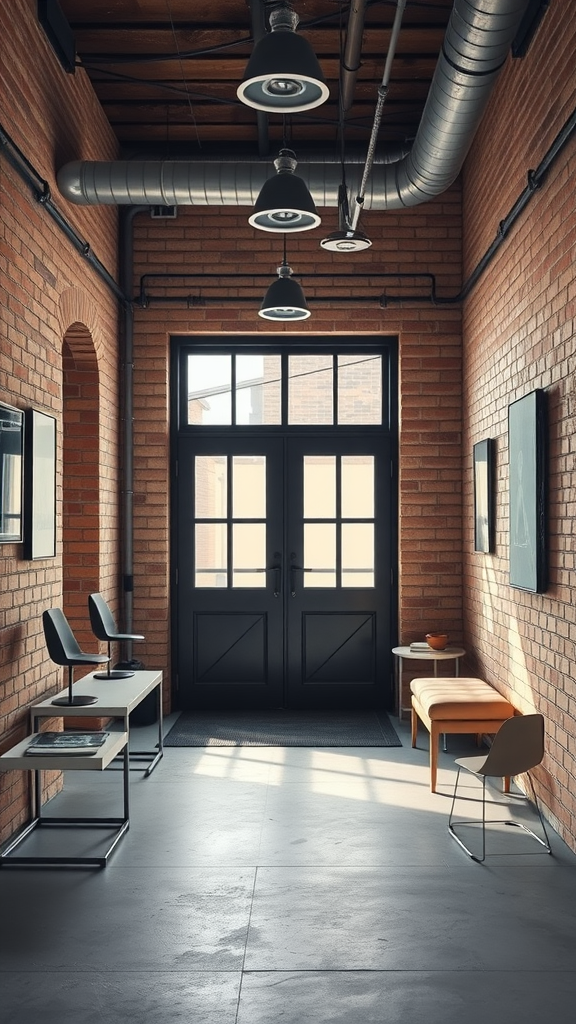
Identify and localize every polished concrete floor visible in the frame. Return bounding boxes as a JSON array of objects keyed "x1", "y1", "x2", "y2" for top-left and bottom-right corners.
[{"x1": 2, "y1": 713, "x2": 576, "y2": 1023}]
